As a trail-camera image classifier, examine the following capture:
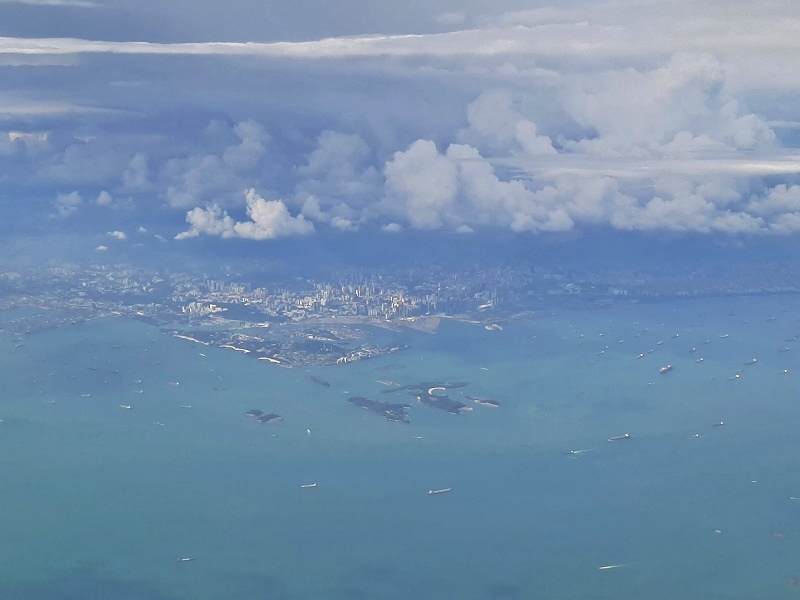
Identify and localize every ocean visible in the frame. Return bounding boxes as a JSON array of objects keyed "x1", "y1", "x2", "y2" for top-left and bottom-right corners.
[{"x1": 1, "y1": 294, "x2": 799, "y2": 599}]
